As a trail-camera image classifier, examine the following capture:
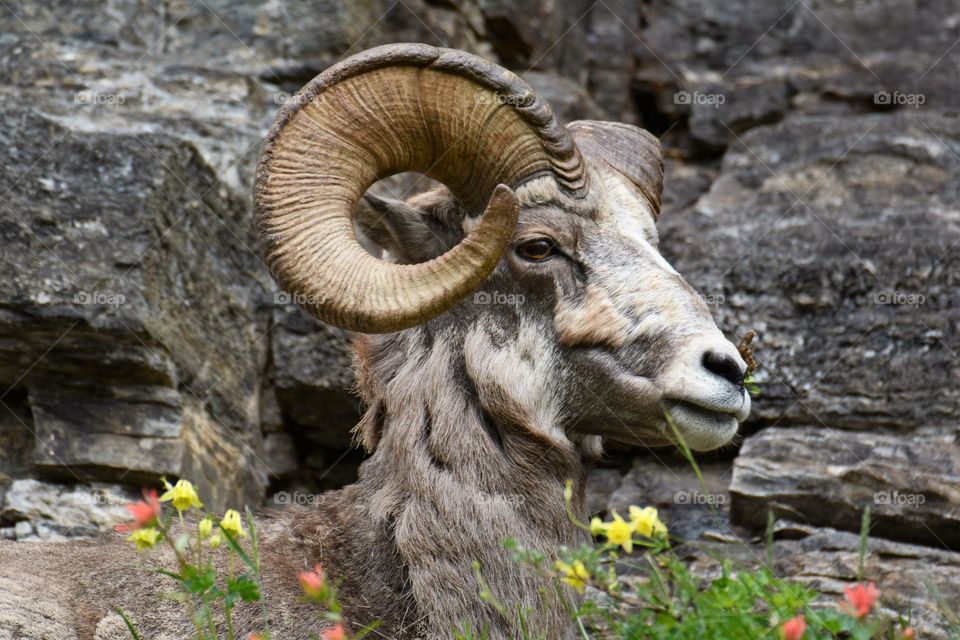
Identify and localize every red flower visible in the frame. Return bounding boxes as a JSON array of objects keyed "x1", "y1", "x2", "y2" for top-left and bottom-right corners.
[
  {"x1": 298, "y1": 564, "x2": 326, "y2": 599},
  {"x1": 901, "y1": 627, "x2": 916, "y2": 639},
  {"x1": 321, "y1": 623, "x2": 346, "y2": 640},
  {"x1": 114, "y1": 488, "x2": 161, "y2": 532},
  {"x1": 246, "y1": 634, "x2": 266, "y2": 640},
  {"x1": 782, "y1": 615, "x2": 806, "y2": 640},
  {"x1": 843, "y1": 582, "x2": 880, "y2": 618}
]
